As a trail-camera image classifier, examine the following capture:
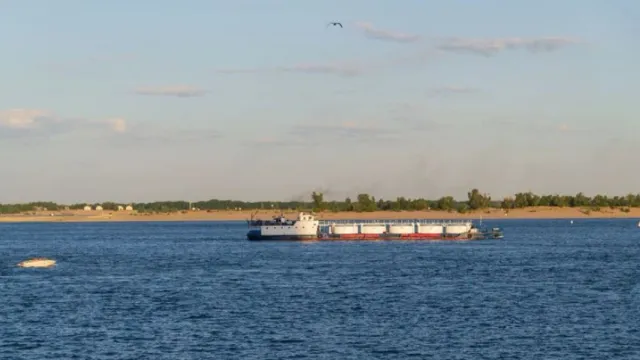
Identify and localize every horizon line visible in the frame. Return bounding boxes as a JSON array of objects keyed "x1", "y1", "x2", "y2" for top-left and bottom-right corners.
[{"x1": 3, "y1": 190, "x2": 640, "y2": 206}]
